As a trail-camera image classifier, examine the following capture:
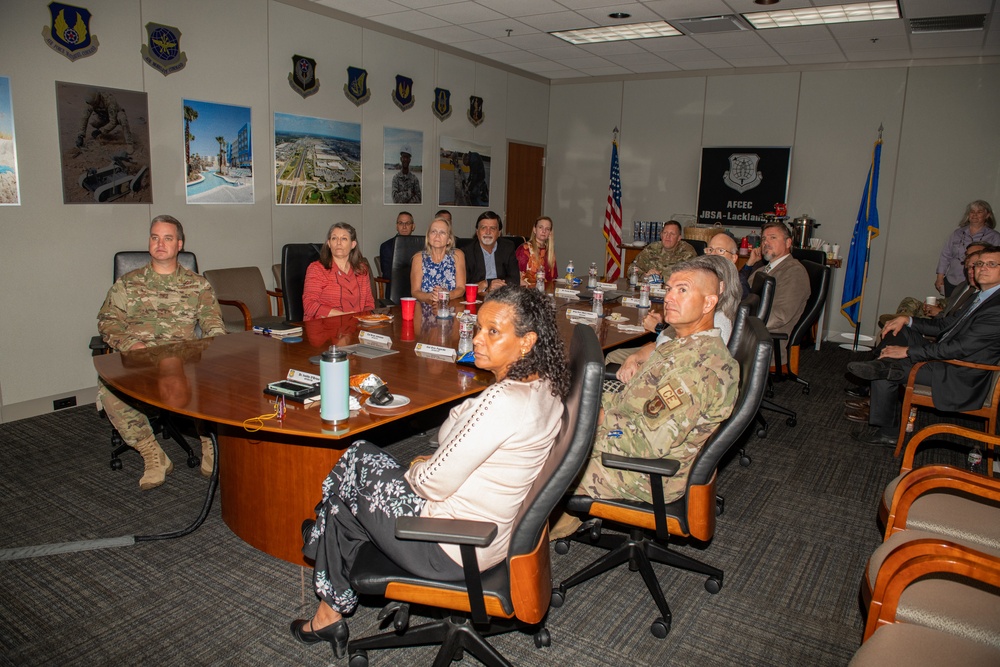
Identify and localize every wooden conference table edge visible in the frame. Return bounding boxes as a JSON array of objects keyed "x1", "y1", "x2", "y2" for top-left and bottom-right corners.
[{"x1": 93, "y1": 290, "x2": 650, "y2": 565}]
